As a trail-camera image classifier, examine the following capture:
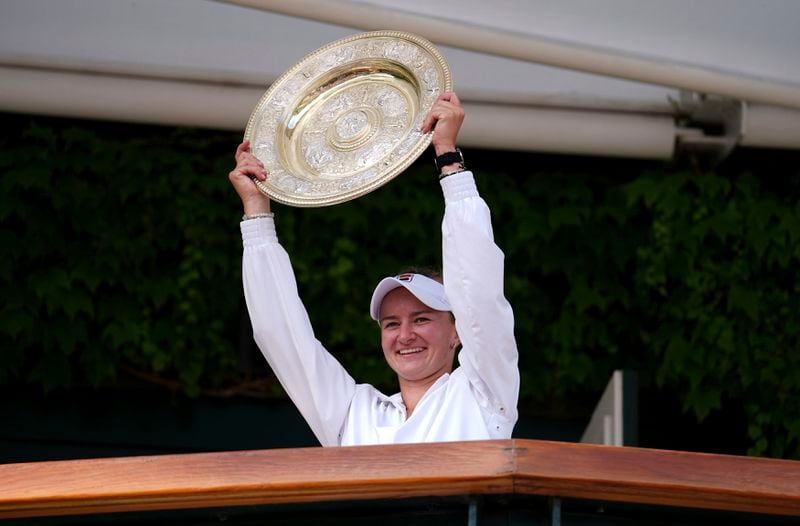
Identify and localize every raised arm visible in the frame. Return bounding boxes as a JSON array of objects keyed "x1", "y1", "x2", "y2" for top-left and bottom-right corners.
[
  {"x1": 427, "y1": 94, "x2": 520, "y2": 427},
  {"x1": 232, "y1": 142, "x2": 357, "y2": 446}
]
